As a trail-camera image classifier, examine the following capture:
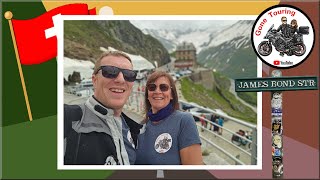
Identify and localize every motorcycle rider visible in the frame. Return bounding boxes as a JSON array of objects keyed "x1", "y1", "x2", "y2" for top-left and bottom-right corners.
[
  {"x1": 289, "y1": 19, "x2": 299, "y2": 43},
  {"x1": 276, "y1": 16, "x2": 290, "y2": 56},
  {"x1": 277, "y1": 16, "x2": 290, "y2": 38}
]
